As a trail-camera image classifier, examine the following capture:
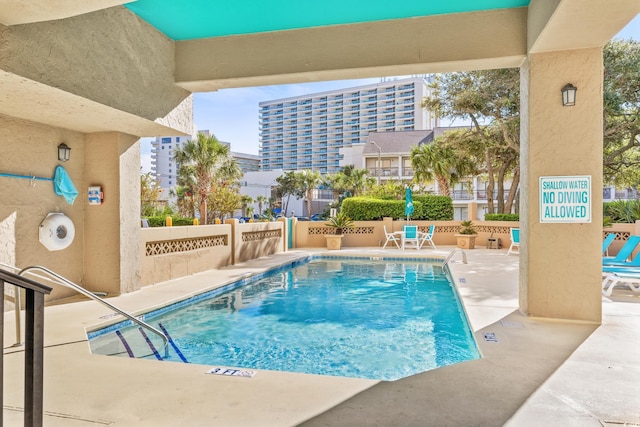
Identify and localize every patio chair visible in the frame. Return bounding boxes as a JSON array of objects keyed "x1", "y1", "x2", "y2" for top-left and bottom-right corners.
[
  {"x1": 602, "y1": 271, "x2": 640, "y2": 296},
  {"x1": 419, "y1": 224, "x2": 437, "y2": 249},
  {"x1": 602, "y1": 233, "x2": 616, "y2": 256},
  {"x1": 403, "y1": 225, "x2": 420, "y2": 250},
  {"x1": 383, "y1": 225, "x2": 401, "y2": 249},
  {"x1": 507, "y1": 228, "x2": 520, "y2": 256},
  {"x1": 602, "y1": 235, "x2": 640, "y2": 267}
]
